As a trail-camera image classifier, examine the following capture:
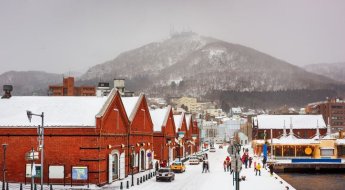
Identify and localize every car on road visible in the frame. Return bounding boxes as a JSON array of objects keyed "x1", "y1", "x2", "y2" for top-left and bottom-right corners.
[
  {"x1": 156, "y1": 168, "x2": 175, "y2": 182},
  {"x1": 170, "y1": 161, "x2": 186, "y2": 173},
  {"x1": 209, "y1": 147, "x2": 216, "y2": 152},
  {"x1": 188, "y1": 156, "x2": 200, "y2": 165}
]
